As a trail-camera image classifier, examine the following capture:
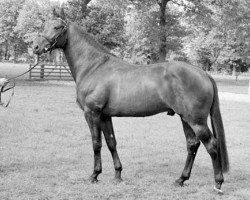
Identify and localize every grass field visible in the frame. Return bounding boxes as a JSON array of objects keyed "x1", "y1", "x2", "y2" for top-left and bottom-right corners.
[
  {"x1": 213, "y1": 75, "x2": 250, "y2": 94},
  {"x1": 0, "y1": 80, "x2": 249, "y2": 200}
]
